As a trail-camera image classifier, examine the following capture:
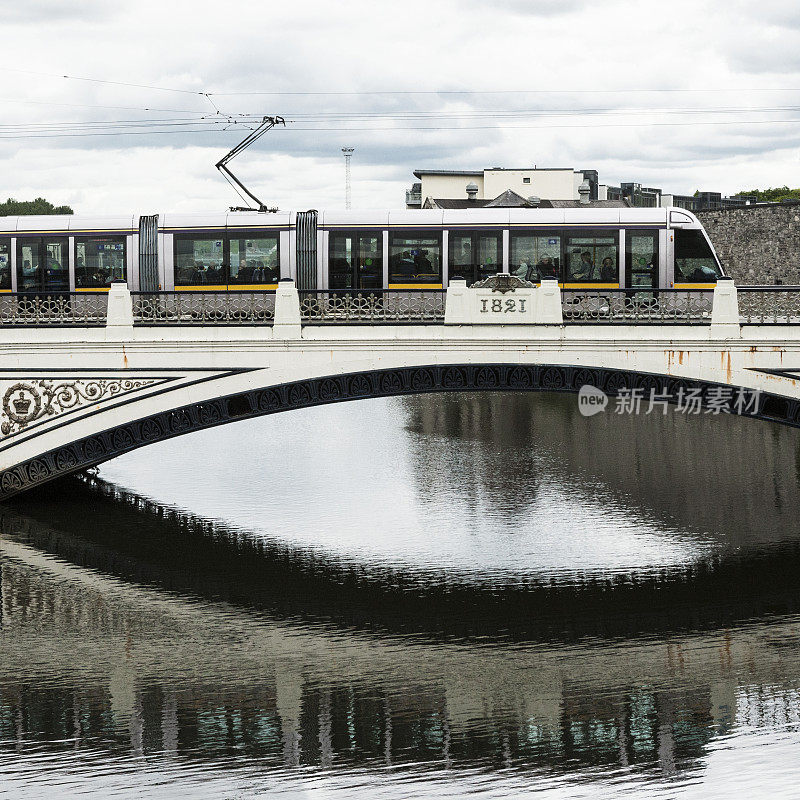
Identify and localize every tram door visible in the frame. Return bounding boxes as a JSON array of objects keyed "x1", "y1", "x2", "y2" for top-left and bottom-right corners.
[
  {"x1": 625, "y1": 230, "x2": 659, "y2": 290},
  {"x1": 16, "y1": 237, "x2": 70, "y2": 293},
  {"x1": 328, "y1": 231, "x2": 382, "y2": 290},
  {"x1": 449, "y1": 231, "x2": 501, "y2": 285}
]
